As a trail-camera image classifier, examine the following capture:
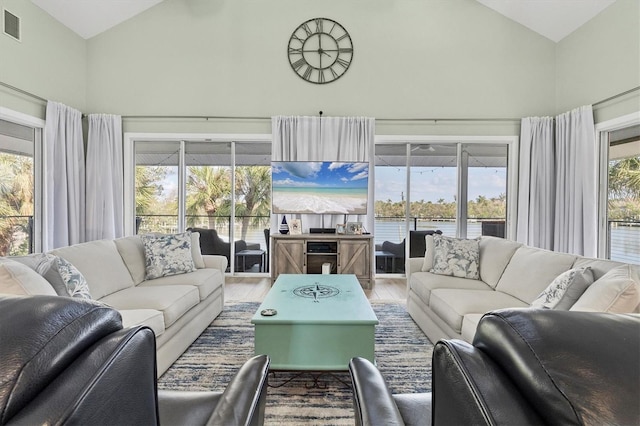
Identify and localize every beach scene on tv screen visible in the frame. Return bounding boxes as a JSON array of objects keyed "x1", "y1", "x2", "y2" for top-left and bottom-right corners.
[{"x1": 272, "y1": 161, "x2": 368, "y2": 214}]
